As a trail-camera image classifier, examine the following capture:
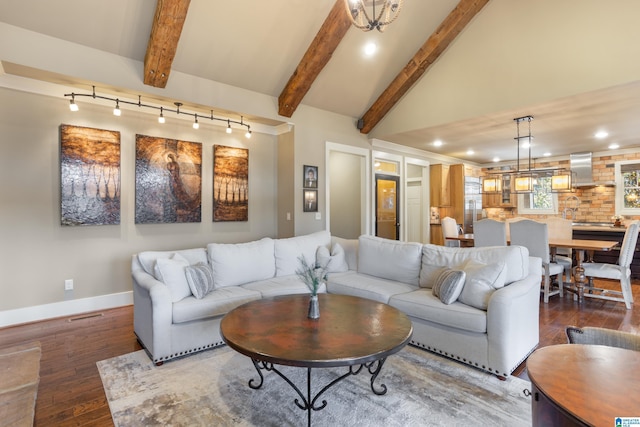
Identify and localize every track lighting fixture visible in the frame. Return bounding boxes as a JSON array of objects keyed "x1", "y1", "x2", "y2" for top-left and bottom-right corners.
[{"x1": 65, "y1": 86, "x2": 253, "y2": 138}]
